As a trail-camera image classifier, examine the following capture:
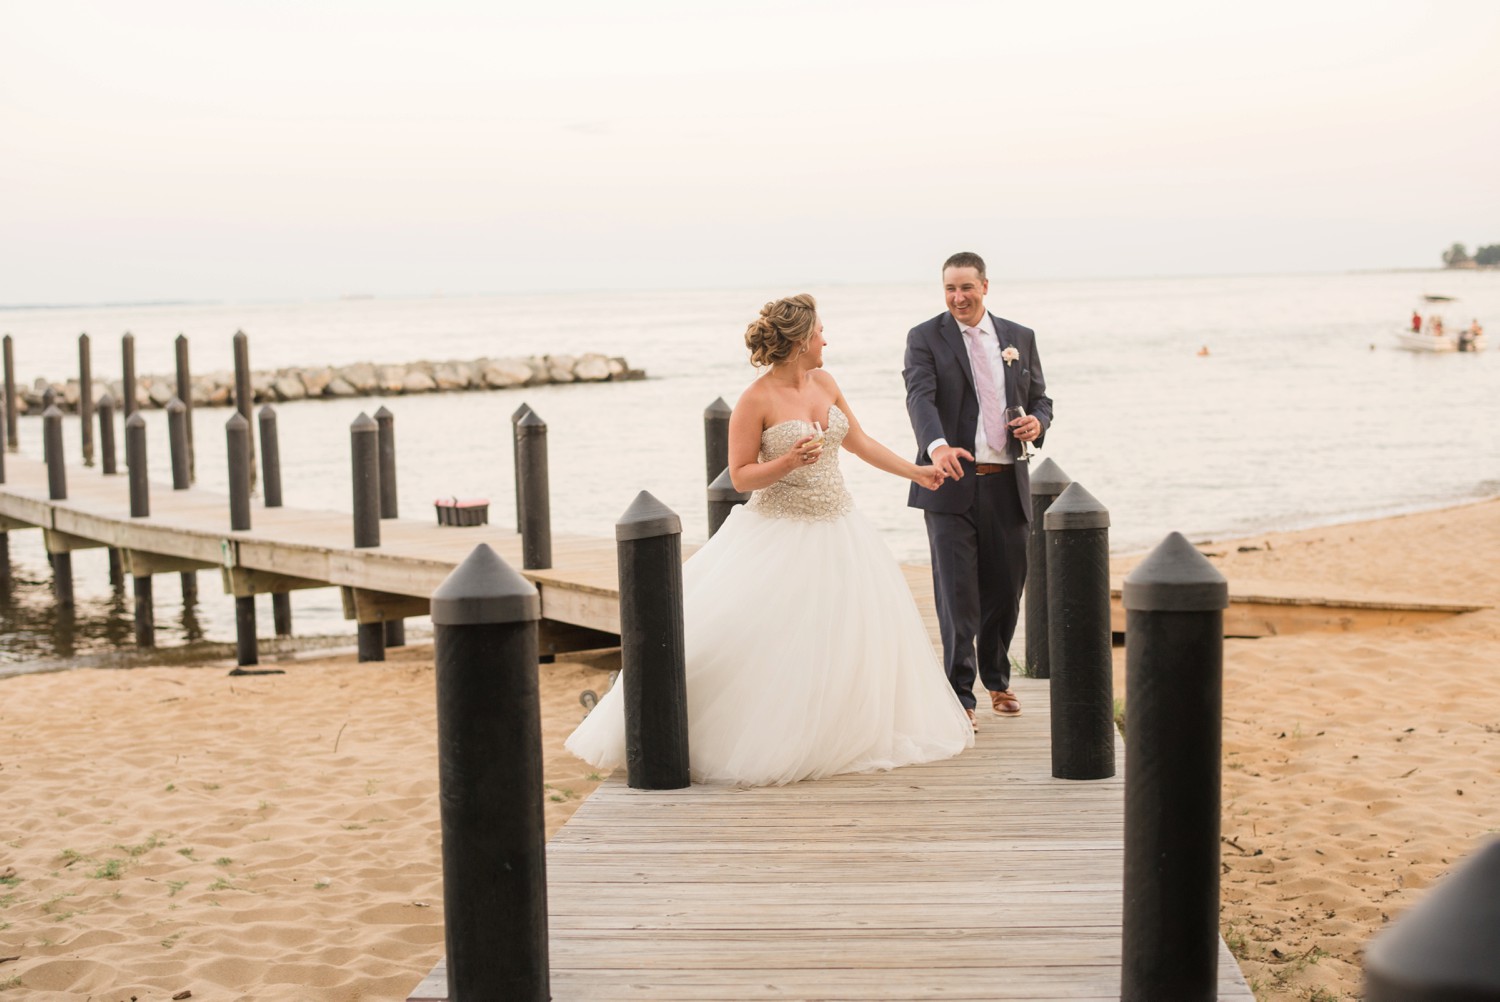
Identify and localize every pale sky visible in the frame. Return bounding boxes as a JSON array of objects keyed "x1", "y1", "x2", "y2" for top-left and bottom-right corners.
[{"x1": 3, "y1": 0, "x2": 1497, "y2": 303}]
